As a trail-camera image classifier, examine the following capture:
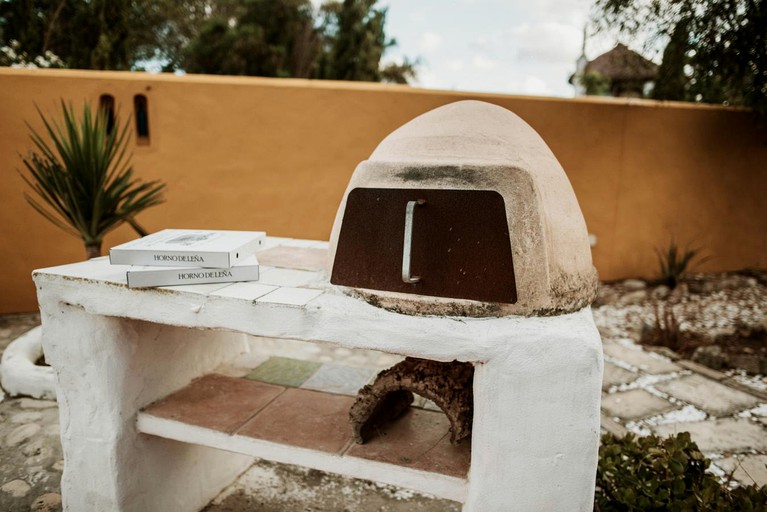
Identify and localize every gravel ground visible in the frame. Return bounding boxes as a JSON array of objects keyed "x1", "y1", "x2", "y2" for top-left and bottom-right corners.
[
  {"x1": 0, "y1": 313, "x2": 63, "y2": 512},
  {"x1": 593, "y1": 272, "x2": 767, "y2": 390}
]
